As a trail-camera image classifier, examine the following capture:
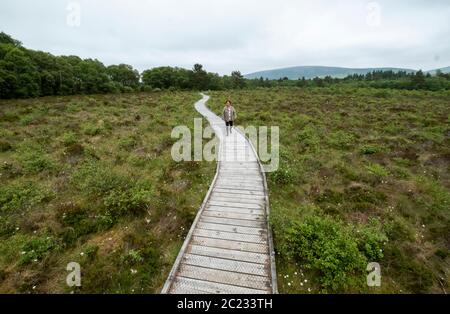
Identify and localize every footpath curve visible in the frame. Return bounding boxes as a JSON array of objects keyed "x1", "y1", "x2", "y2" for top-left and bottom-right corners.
[{"x1": 161, "y1": 94, "x2": 277, "y2": 294}]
